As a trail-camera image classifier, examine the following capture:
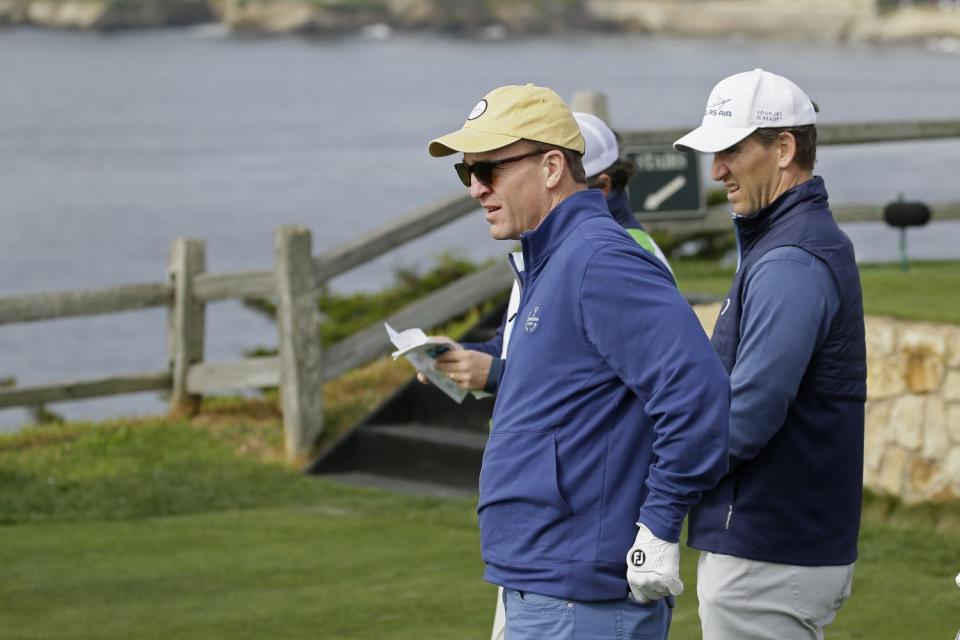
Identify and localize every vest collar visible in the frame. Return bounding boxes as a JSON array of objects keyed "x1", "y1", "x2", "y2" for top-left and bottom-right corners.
[{"x1": 734, "y1": 176, "x2": 828, "y2": 255}]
